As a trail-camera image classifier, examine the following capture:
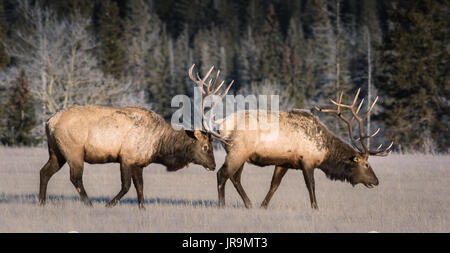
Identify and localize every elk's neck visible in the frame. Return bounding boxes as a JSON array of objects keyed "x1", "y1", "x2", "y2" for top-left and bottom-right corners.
[
  {"x1": 155, "y1": 129, "x2": 194, "y2": 170},
  {"x1": 318, "y1": 134, "x2": 355, "y2": 182}
]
